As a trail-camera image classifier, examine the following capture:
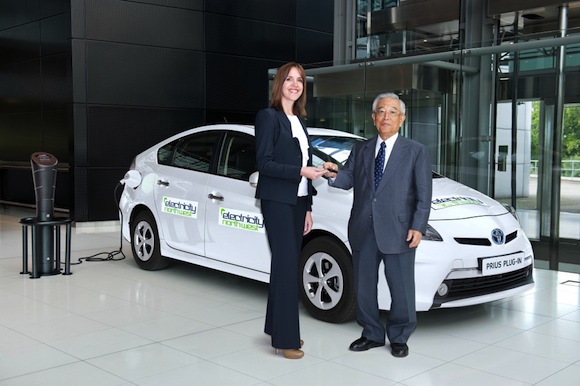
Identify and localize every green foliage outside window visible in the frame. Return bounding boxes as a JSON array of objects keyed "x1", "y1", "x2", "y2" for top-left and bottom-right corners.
[{"x1": 531, "y1": 102, "x2": 580, "y2": 177}]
